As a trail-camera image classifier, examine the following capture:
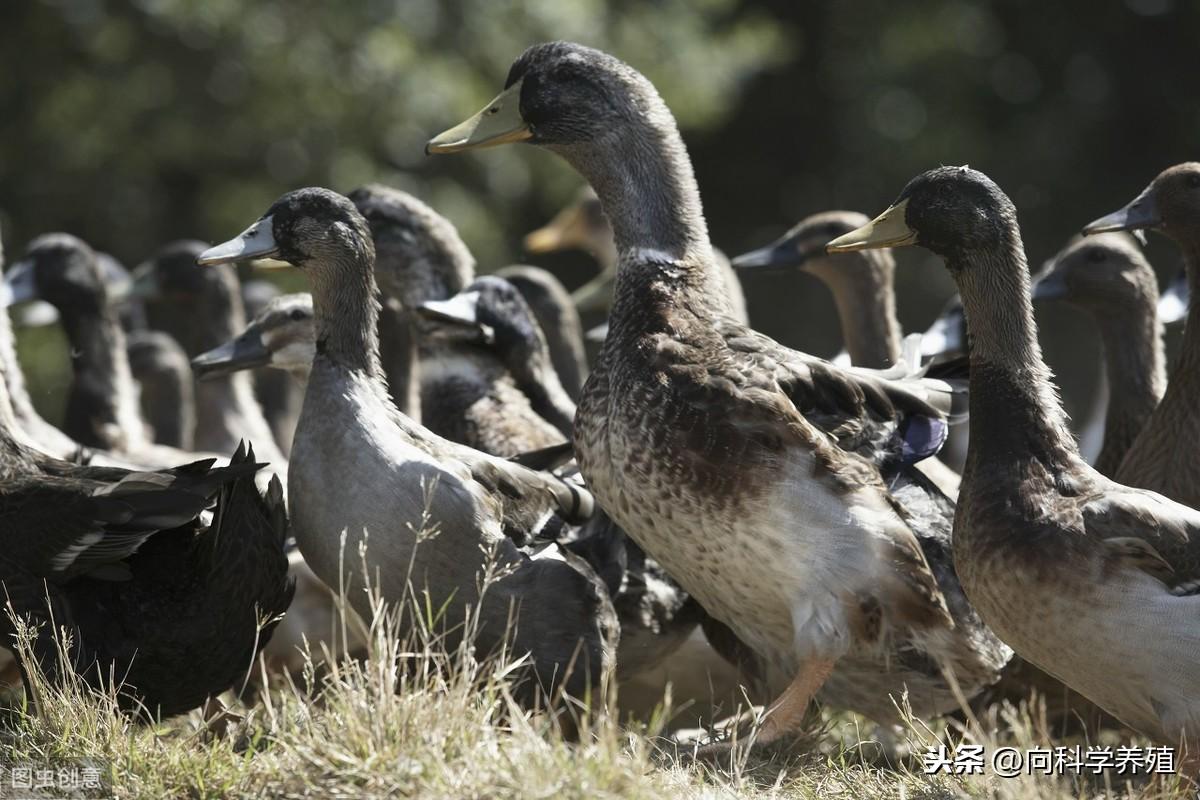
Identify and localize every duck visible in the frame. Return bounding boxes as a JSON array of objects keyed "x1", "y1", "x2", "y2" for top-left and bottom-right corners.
[
  {"x1": 126, "y1": 329, "x2": 196, "y2": 451},
  {"x1": 1082, "y1": 163, "x2": 1200, "y2": 510},
  {"x1": 0, "y1": 402, "x2": 294, "y2": 718},
  {"x1": 525, "y1": 185, "x2": 750, "y2": 324},
  {"x1": 429, "y1": 42, "x2": 1008, "y2": 745},
  {"x1": 198, "y1": 187, "x2": 616, "y2": 703},
  {"x1": 495, "y1": 263, "x2": 588, "y2": 399},
  {"x1": 827, "y1": 165, "x2": 1200, "y2": 750},
  {"x1": 242, "y1": 279, "x2": 303, "y2": 457},
  {"x1": 4, "y1": 234, "x2": 214, "y2": 468},
  {"x1": 1033, "y1": 233, "x2": 1166, "y2": 478},
  {"x1": 133, "y1": 240, "x2": 288, "y2": 479},
  {"x1": 733, "y1": 212, "x2": 962, "y2": 498}
]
